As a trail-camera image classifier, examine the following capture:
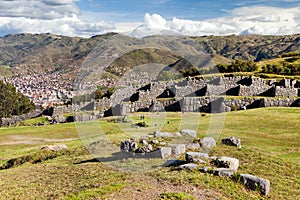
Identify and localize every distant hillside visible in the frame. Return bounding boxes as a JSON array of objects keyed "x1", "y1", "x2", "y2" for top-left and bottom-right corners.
[
  {"x1": 194, "y1": 34, "x2": 300, "y2": 61},
  {"x1": 0, "y1": 33, "x2": 300, "y2": 78},
  {"x1": 0, "y1": 33, "x2": 116, "y2": 76}
]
